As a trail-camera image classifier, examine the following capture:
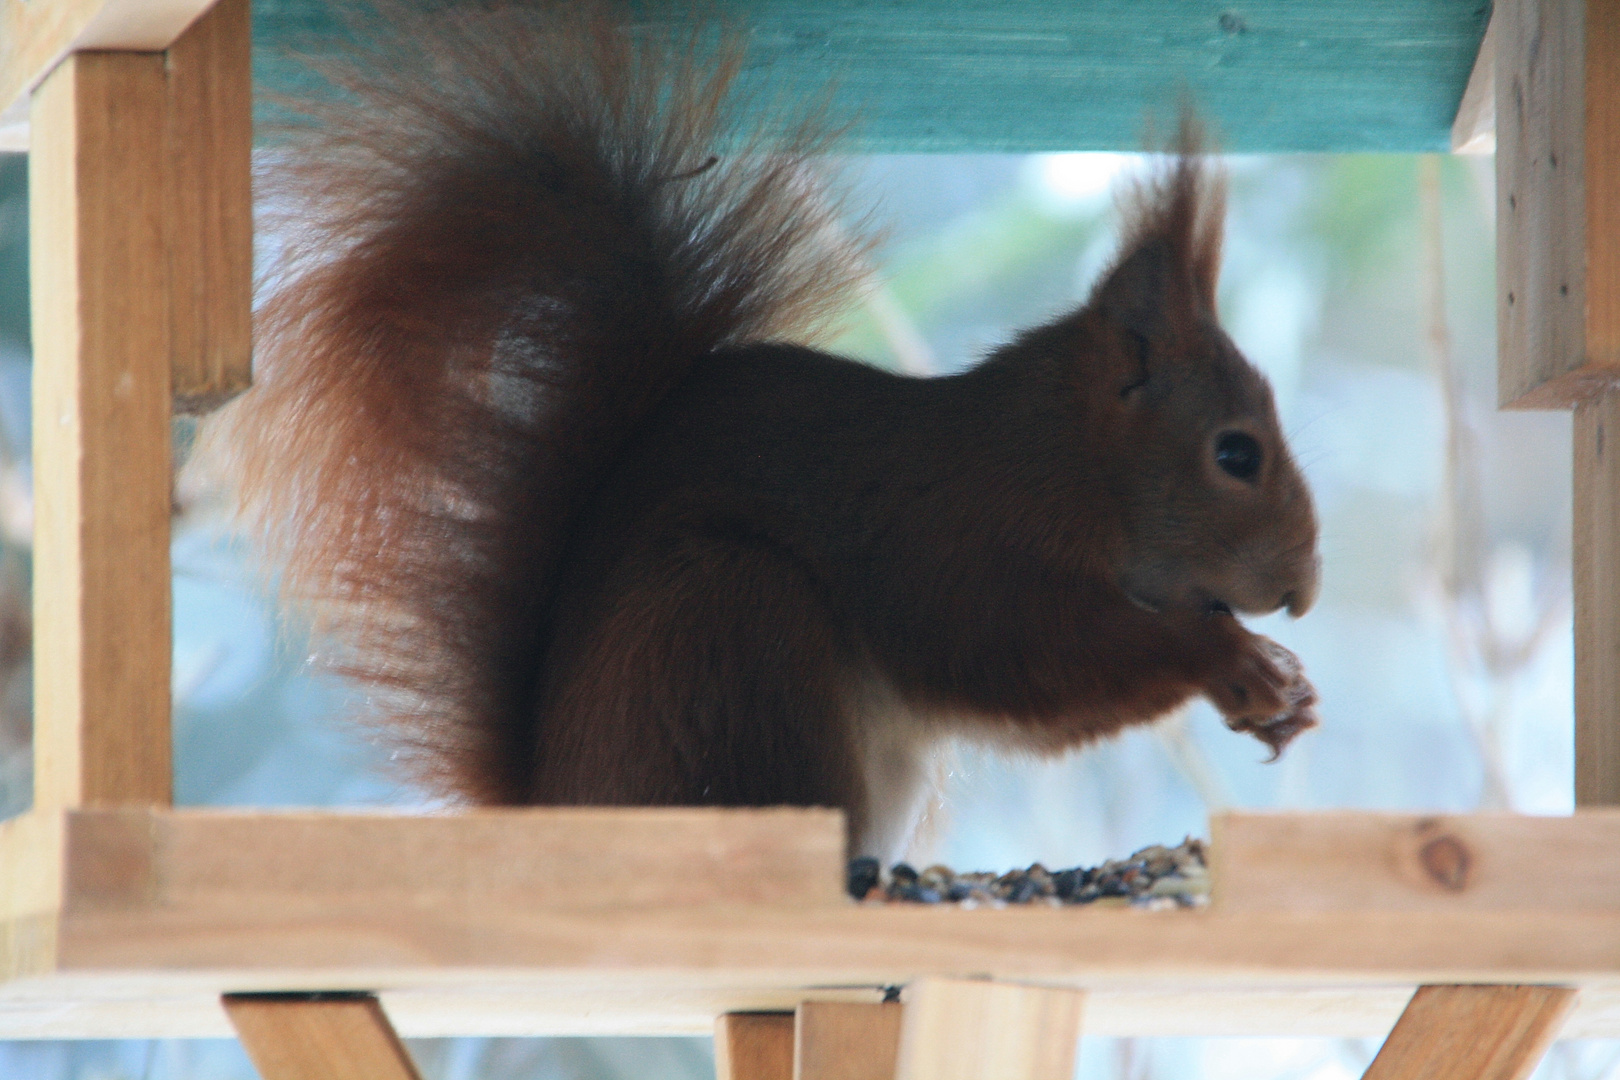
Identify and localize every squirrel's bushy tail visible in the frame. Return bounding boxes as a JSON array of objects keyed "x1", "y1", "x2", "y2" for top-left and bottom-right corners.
[{"x1": 202, "y1": 3, "x2": 868, "y2": 802}]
